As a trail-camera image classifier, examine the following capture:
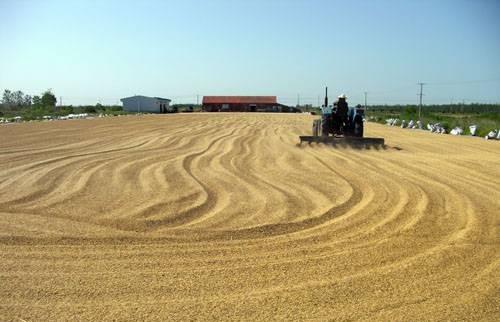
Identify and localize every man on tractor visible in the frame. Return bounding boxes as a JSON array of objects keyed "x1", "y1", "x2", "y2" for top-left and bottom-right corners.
[{"x1": 336, "y1": 94, "x2": 349, "y2": 134}]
